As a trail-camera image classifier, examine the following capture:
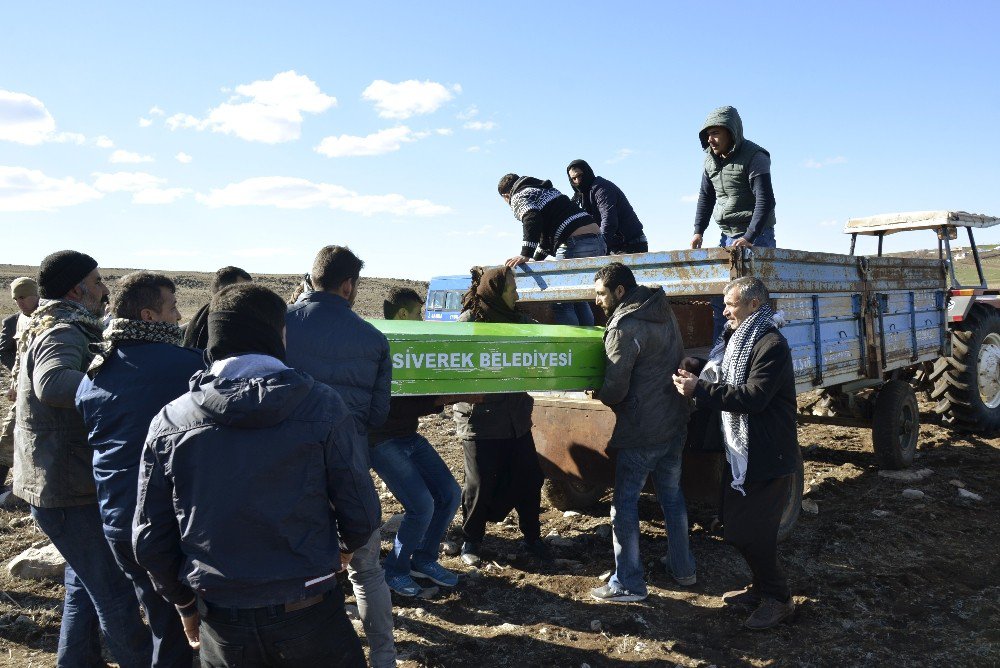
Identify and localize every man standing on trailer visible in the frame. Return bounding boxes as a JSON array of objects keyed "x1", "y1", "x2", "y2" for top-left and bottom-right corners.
[{"x1": 672, "y1": 276, "x2": 800, "y2": 630}]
